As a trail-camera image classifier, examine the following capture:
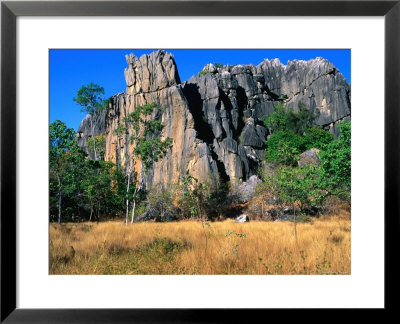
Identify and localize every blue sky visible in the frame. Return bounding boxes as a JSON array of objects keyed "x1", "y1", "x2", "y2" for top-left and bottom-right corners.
[{"x1": 50, "y1": 49, "x2": 350, "y2": 131}]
